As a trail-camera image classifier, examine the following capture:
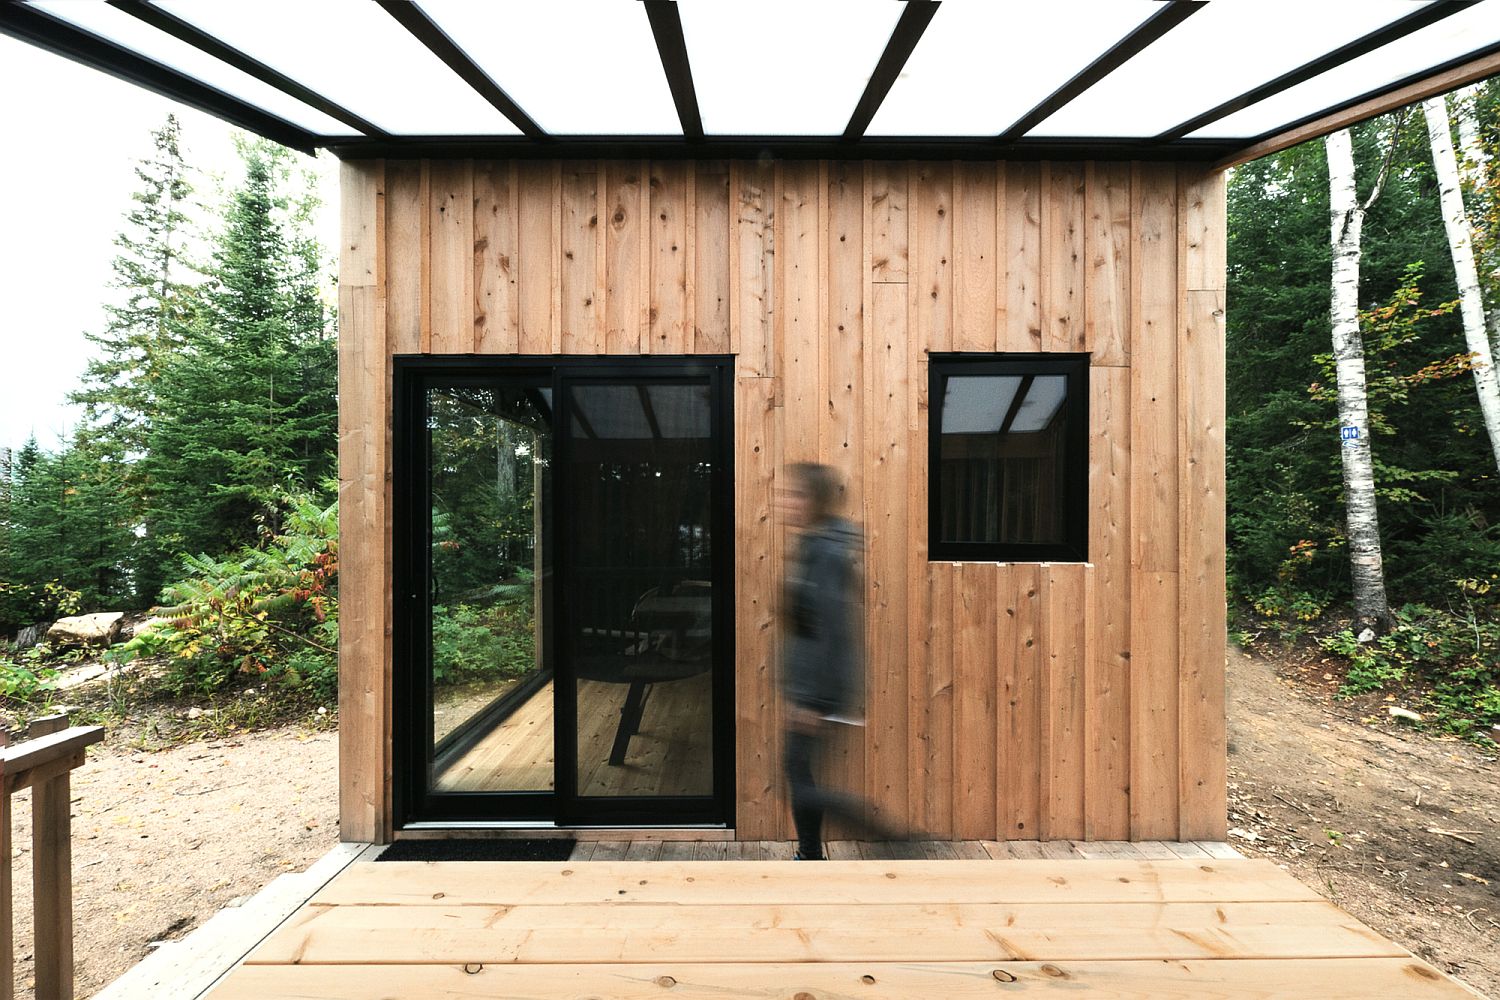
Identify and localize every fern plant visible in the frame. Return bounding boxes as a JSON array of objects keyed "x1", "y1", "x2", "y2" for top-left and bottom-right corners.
[{"x1": 112, "y1": 491, "x2": 339, "y2": 698}]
